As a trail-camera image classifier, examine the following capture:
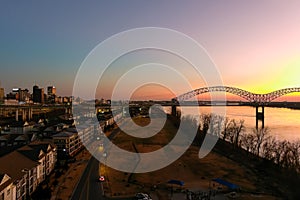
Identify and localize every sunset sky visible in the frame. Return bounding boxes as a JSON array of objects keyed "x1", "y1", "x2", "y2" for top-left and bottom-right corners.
[{"x1": 1, "y1": 1, "x2": 300, "y2": 100}]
